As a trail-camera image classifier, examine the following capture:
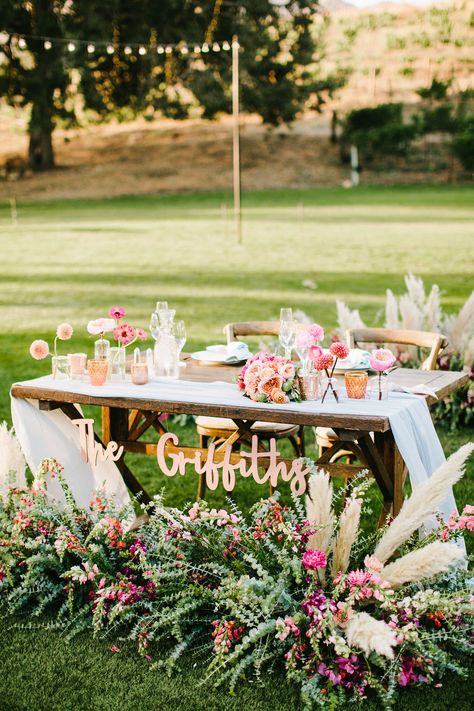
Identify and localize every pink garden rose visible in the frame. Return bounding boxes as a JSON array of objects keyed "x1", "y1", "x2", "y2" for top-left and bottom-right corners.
[
  {"x1": 271, "y1": 387, "x2": 289, "y2": 404},
  {"x1": 87, "y1": 318, "x2": 115, "y2": 336},
  {"x1": 369, "y1": 348, "x2": 396, "y2": 372},
  {"x1": 56, "y1": 322, "x2": 73, "y2": 340},
  {"x1": 29, "y1": 339, "x2": 49, "y2": 360},
  {"x1": 258, "y1": 374, "x2": 283, "y2": 396},
  {"x1": 278, "y1": 361, "x2": 295, "y2": 379}
]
